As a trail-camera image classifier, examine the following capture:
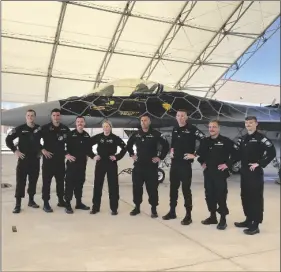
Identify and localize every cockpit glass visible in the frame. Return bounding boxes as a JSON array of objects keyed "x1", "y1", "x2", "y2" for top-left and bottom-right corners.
[{"x1": 85, "y1": 78, "x2": 177, "y2": 97}]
